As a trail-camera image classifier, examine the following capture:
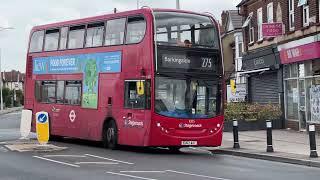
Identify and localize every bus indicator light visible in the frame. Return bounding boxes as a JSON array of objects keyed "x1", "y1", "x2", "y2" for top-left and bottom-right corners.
[{"x1": 36, "y1": 111, "x2": 50, "y2": 145}]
